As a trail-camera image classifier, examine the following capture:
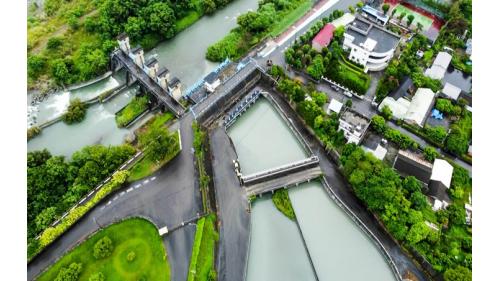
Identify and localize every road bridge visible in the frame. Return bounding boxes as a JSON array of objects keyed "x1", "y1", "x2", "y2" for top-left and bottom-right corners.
[
  {"x1": 241, "y1": 156, "x2": 320, "y2": 186},
  {"x1": 111, "y1": 50, "x2": 185, "y2": 118}
]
